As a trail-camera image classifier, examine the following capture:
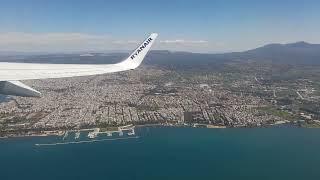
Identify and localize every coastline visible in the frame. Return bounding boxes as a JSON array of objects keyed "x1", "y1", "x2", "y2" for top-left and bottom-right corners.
[
  {"x1": 0, "y1": 130, "x2": 64, "y2": 139},
  {"x1": 0, "y1": 121, "x2": 305, "y2": 139}
]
